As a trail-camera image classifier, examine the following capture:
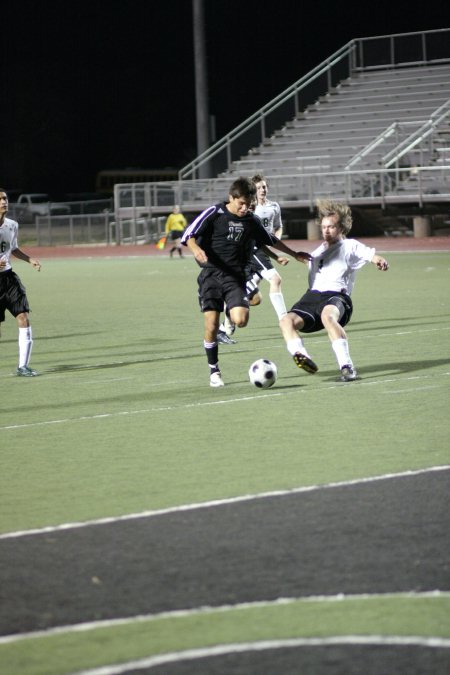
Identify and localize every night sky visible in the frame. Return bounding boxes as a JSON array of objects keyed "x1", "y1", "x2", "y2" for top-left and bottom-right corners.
[{"x1": 2, "y1": 0, "x2": 448, "y2": 197}]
